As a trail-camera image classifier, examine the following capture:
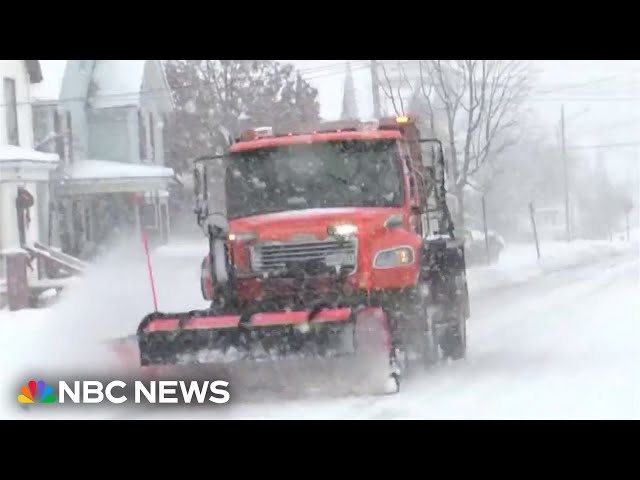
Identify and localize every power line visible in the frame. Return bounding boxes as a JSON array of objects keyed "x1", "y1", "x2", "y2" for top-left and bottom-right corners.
[
  {"x1": 570, "y1": 117, "x2": 640, "y2": 135},
  {"x1": 0, "y1": 61, "x2": 365, "y2": 111},
  {"x1": 7, "y1": 60, "x2": 640, "y2": 115},
  {"x1": 534, "y1": 70, "x2": 640, "y2": 95},
  {"x1": 303, "y1": 62, "x2": 370, "y2": 80},
  {"x1": 566, "y1": 140, "x2": 640, "y2": 149},
  {"x1": 371, "y1": 61, "x2": 640, "y2": 97},
  {"x1": 526, "y1": 96, "x2": 640, "y2": 102},
  {"x1": 296, "y1": 60, "x2": 369, "y2": 76}
]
